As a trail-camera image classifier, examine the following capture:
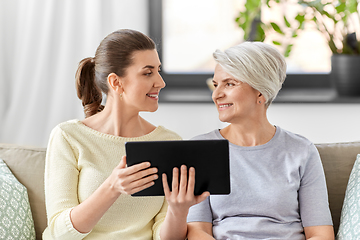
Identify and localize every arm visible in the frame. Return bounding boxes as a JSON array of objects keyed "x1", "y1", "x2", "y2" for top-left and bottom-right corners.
[
  {"x1": 70, "y1": 156, "x2": 158, "y2": 233},
  {"x1": 45, "y1": 127, "x2": 157, "y2": 239},
  {"x1": 187, "y1": 222, "x2": 214, "y2": 240},
  {"x1": 304, "y1": 225, "x2": 334, "y2": 240},
  {"x1": 160, "y1": 165, "x2": 209, "y2": 240},
  {"x1": 298, "y1": 144, "x2": 334, "y2": 240}
]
